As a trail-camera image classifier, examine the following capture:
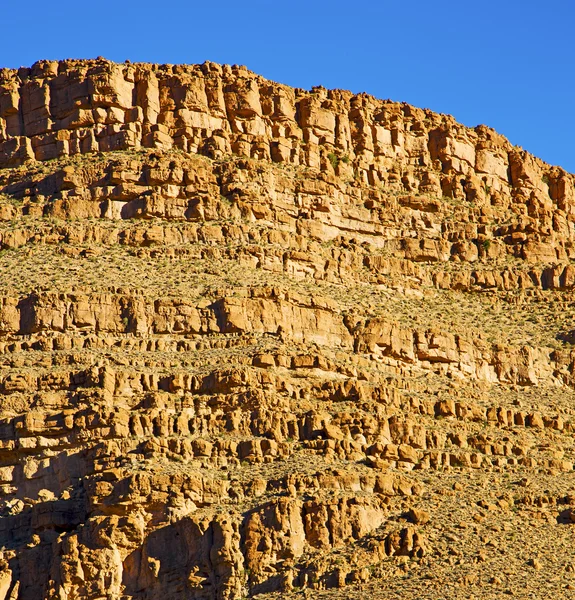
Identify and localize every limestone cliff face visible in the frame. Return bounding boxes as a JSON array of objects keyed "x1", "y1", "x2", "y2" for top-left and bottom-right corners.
[
  {"x1": 1, "y1": 59, "x2": 575, "y2": 600},
  {"x1": 0, "y1": 58, "x2": 572, "y2": 210},
  {"x1": 2, "y1": 58, "x2": 574, "y2": 269}
]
